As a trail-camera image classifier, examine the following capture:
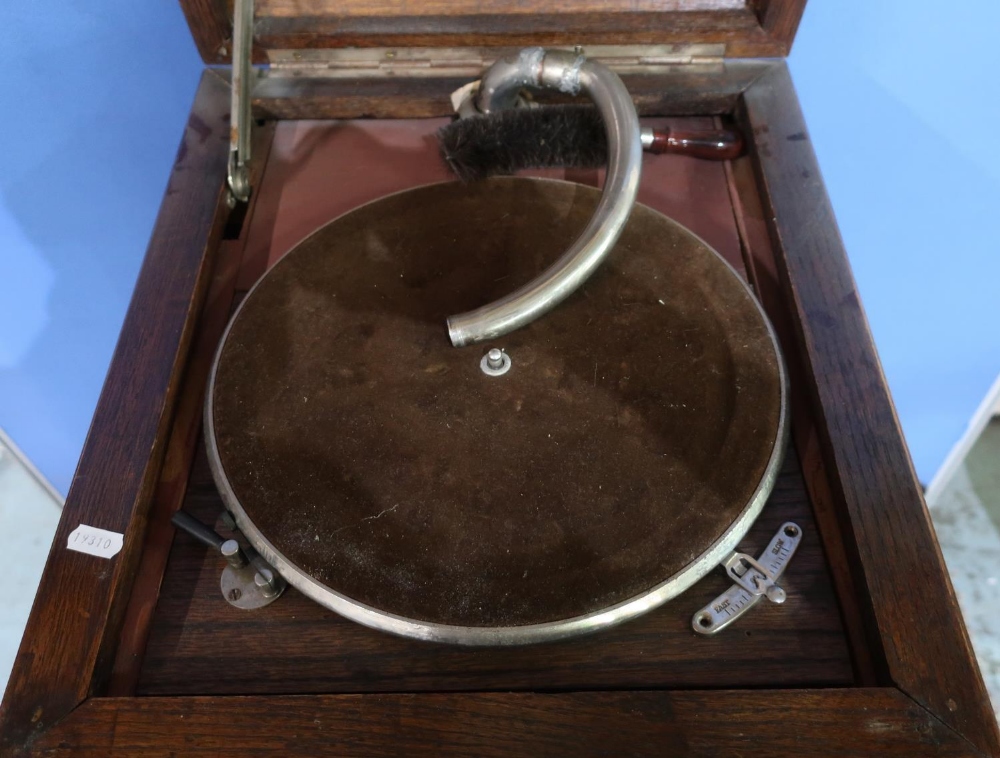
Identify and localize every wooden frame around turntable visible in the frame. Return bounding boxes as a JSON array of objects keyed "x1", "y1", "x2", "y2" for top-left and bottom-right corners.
[{"x1": 1, "y1": 3, "x2": 997, "y2": 754}]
